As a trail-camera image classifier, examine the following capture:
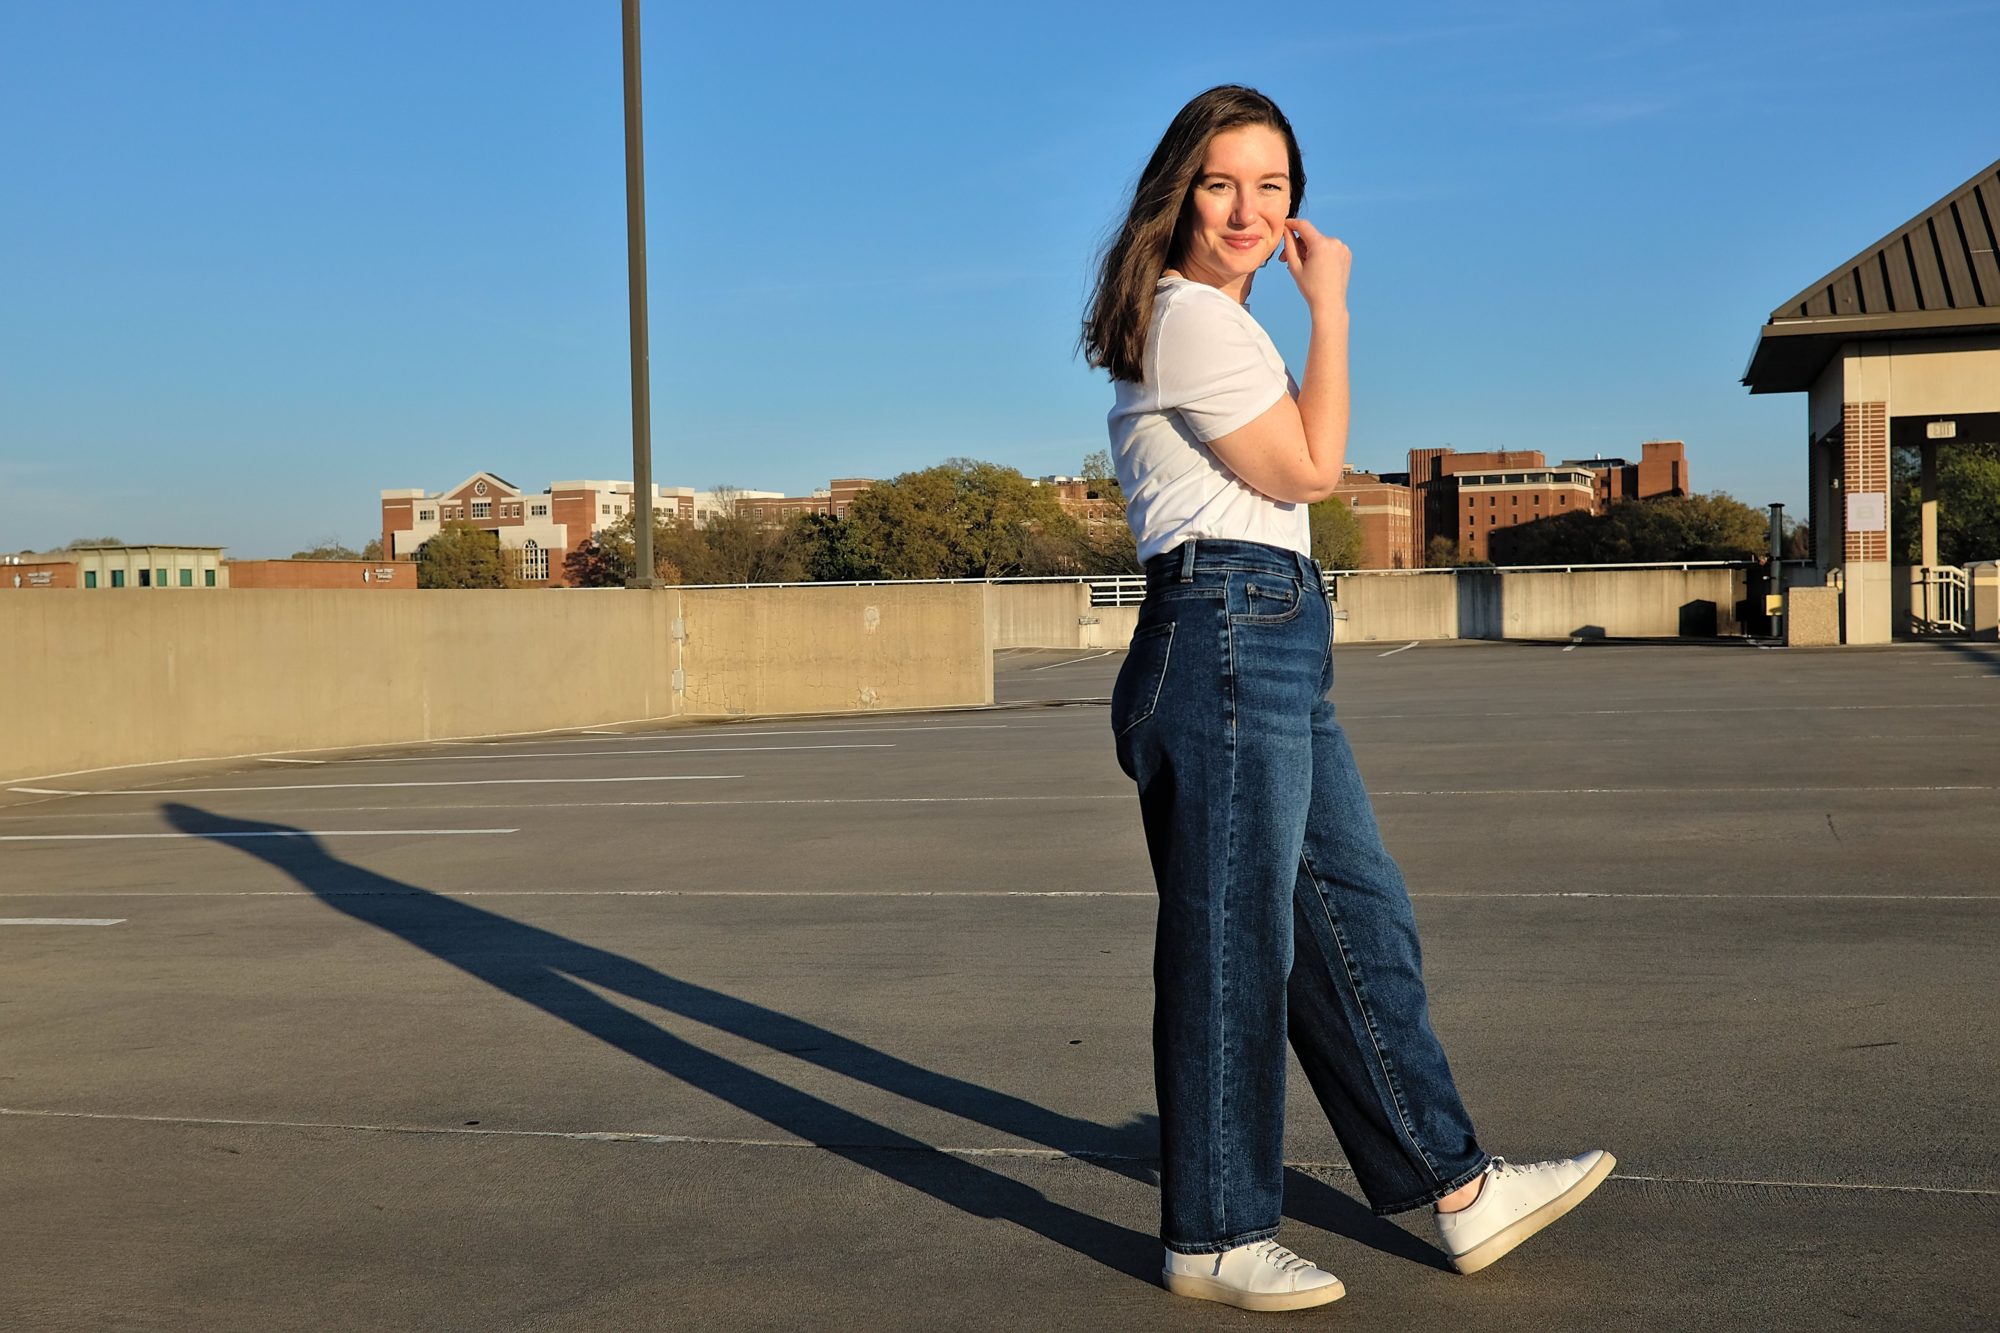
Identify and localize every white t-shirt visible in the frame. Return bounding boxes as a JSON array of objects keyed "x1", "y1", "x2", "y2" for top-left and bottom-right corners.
[{"x1": 1106, "y1": 275, "x2": 1309, "y2": 563}]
